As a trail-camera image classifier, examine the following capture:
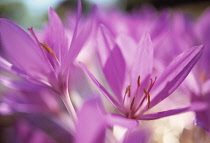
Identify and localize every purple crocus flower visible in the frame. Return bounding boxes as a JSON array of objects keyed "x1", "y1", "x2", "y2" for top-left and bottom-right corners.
[
  {"x1": 0, "y1": 0, "x2": 90, "y2": 122},
  {"x1": 80, "y1": 25, "x2": 203, "y2": 123}
]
